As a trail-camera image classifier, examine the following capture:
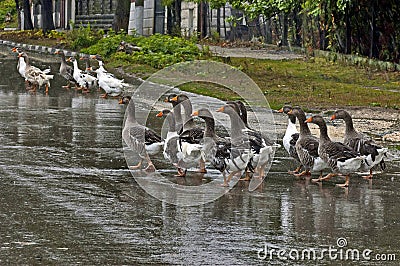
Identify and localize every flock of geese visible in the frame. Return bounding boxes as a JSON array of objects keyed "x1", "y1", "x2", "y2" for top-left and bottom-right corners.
[
  {"x1": 121, "y1": 95, "x2": 388, "y2": 187},
  {"x1": 9, "y1": 47, "x2": 388, "y2": 187},
  {"x1": 11, "y1": 47, "x2": 130, "y2": 97}
]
